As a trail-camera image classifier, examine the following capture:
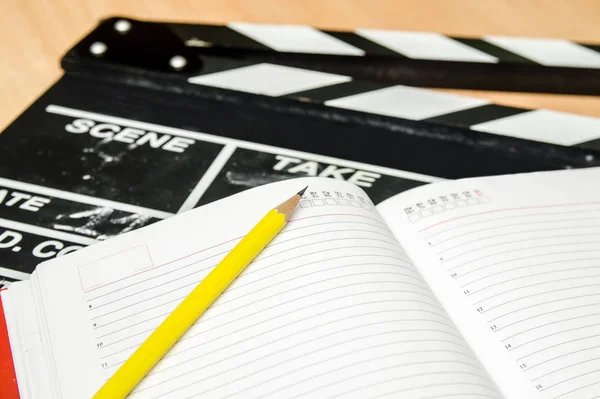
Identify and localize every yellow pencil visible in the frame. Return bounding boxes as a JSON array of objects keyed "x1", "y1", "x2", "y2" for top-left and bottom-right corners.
[{"x1": 92, "y1": 186, "x2": 307, "y2": 399}]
